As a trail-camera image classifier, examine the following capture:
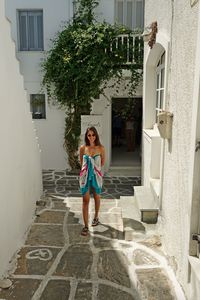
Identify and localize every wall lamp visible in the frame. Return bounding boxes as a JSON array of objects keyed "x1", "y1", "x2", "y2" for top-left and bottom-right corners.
[{"x1": 142, "y1": 21, "x2": 158, "y2": 49}]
